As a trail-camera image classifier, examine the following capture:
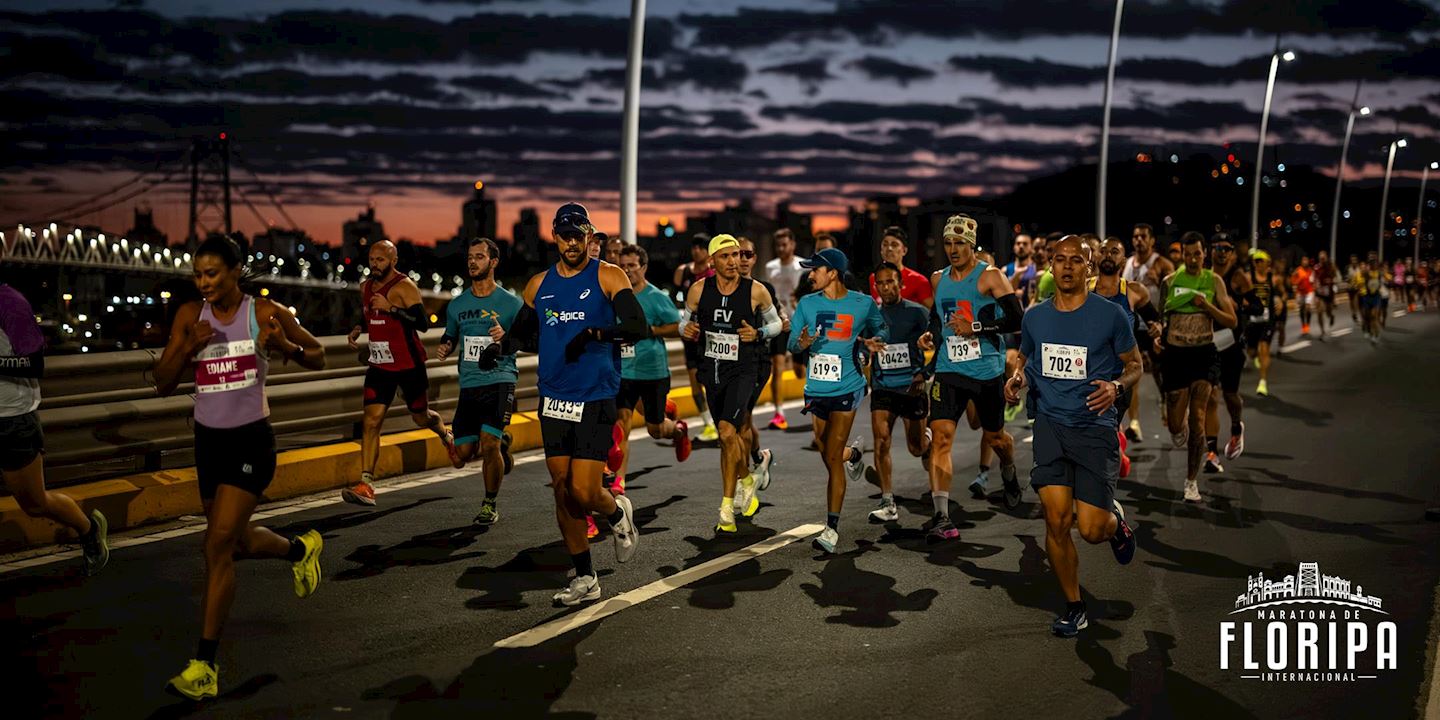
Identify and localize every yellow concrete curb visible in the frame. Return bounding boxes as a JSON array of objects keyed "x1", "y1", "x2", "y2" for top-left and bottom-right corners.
[{"x1": 0, "y1": 371, "x2": 809, "y2": 552}]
